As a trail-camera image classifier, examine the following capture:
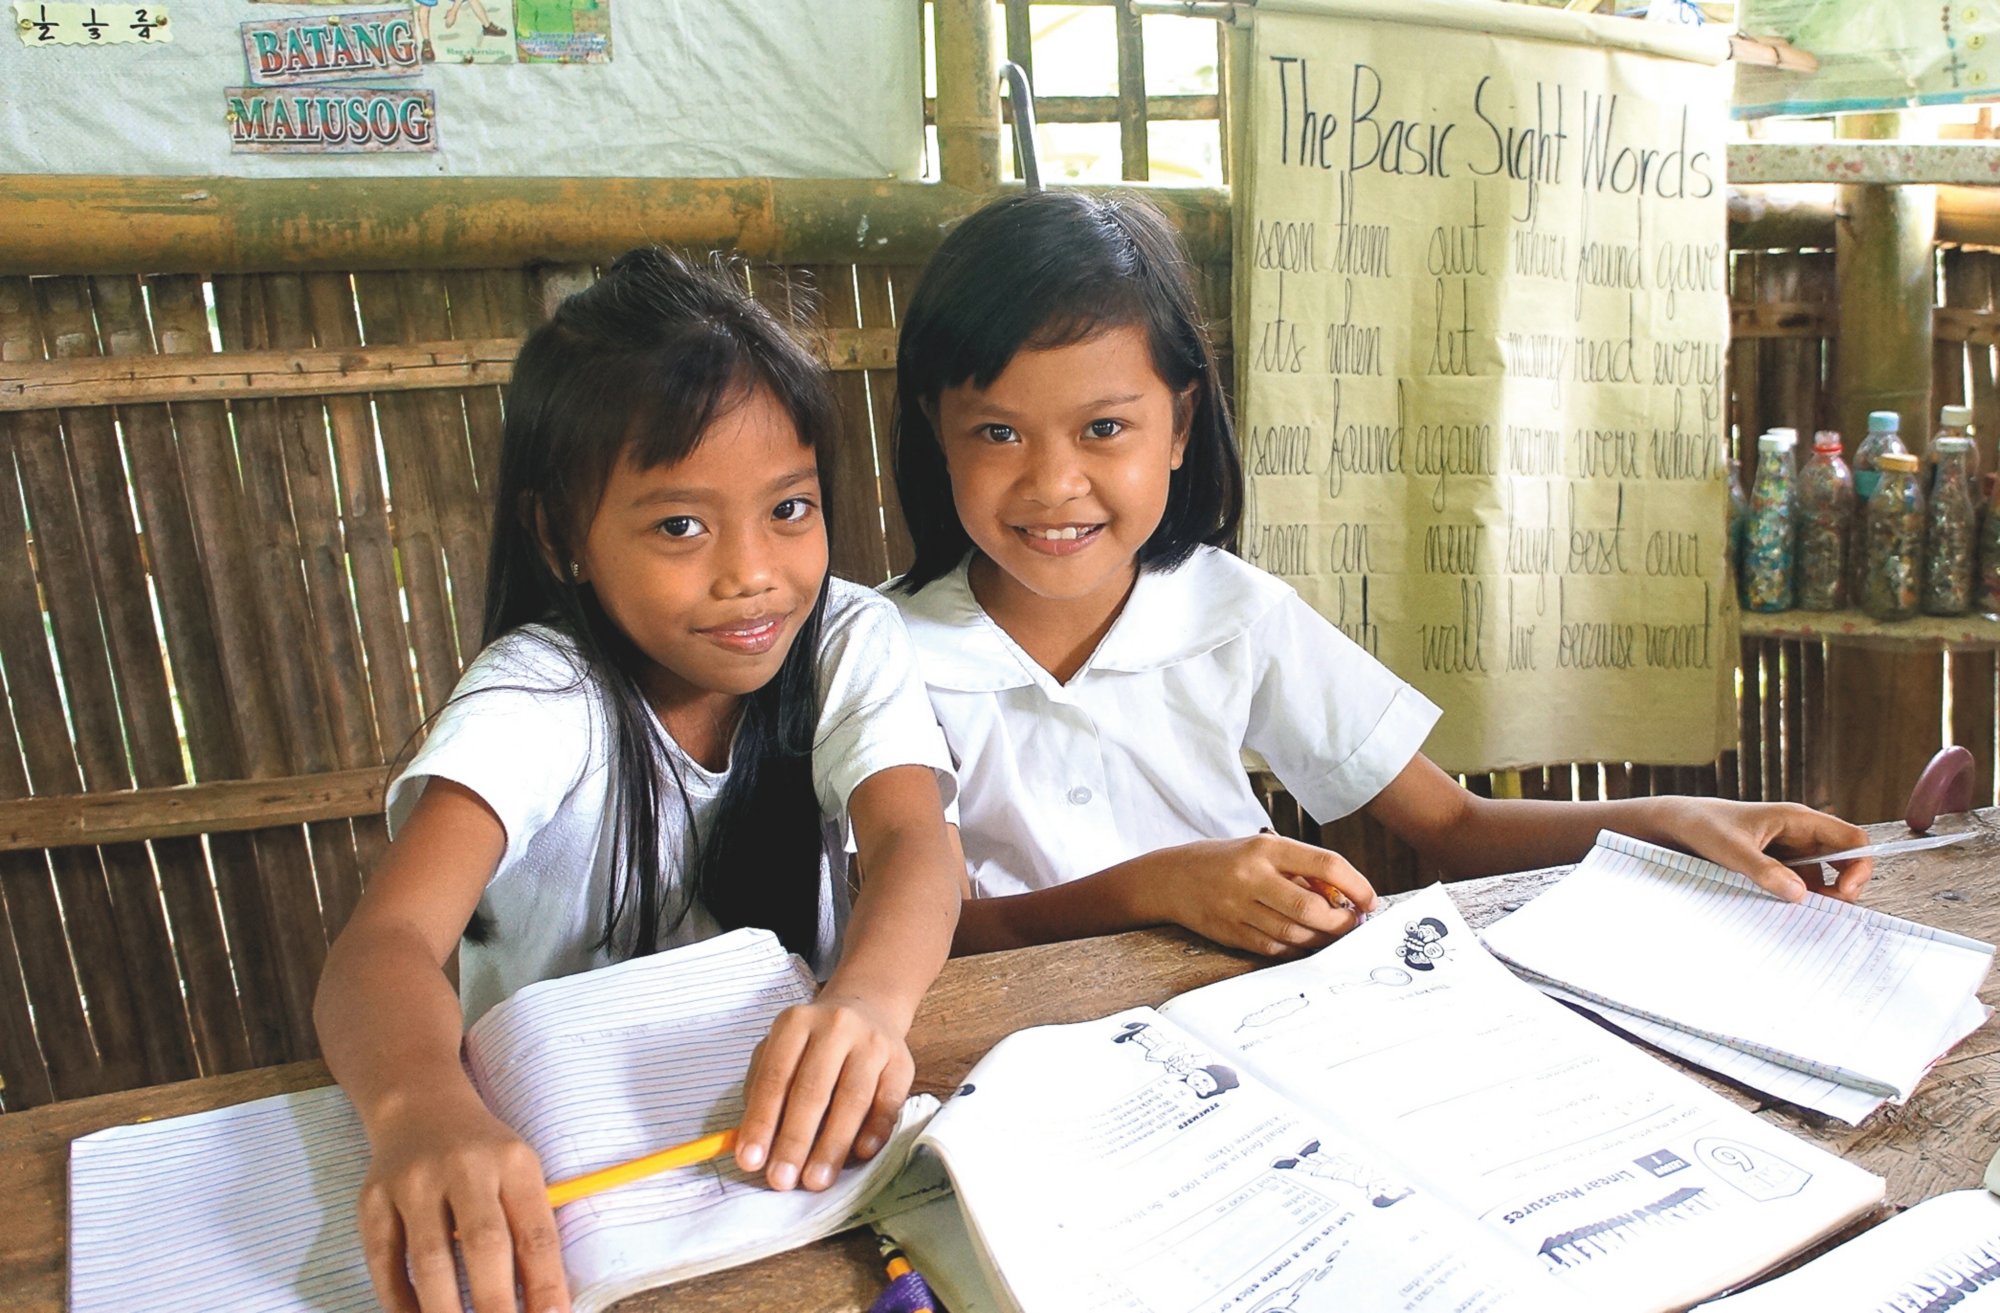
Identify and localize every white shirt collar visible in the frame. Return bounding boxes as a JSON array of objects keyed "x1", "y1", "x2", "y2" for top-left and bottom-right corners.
[{"x1": 890, "y1": 546, "x2": 1294, "y2": 693}]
